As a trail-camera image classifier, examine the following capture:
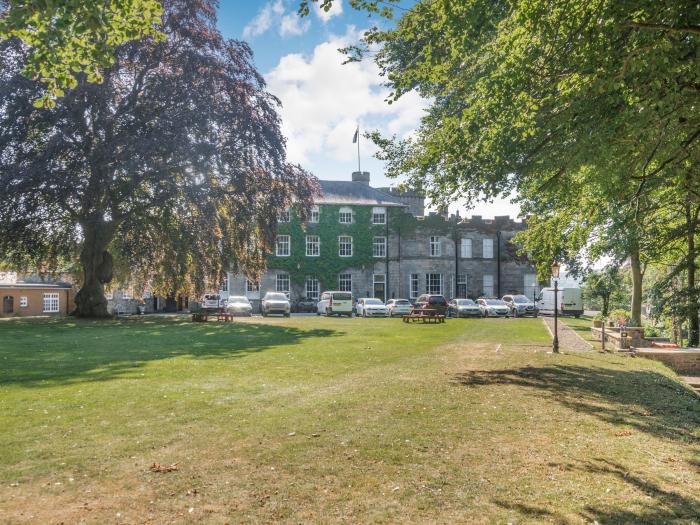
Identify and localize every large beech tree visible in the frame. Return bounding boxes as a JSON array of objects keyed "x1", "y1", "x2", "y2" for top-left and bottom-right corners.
[{"x1": 0, "y1": 0, "x2": 317, "y2": 317}]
